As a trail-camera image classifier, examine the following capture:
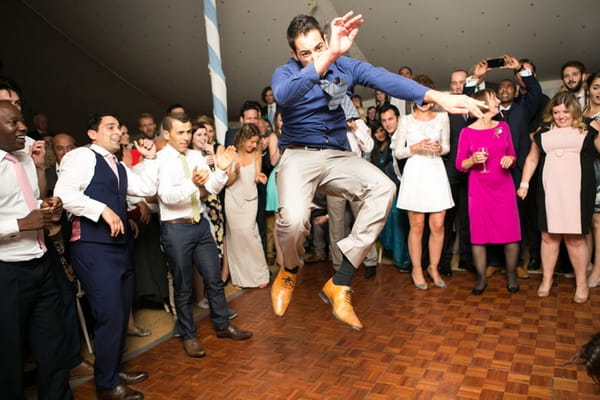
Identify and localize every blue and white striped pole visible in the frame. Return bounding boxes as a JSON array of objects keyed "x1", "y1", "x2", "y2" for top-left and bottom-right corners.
[{"x1": 203, "y1": 0, "x2": 228, "y2": 145}]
